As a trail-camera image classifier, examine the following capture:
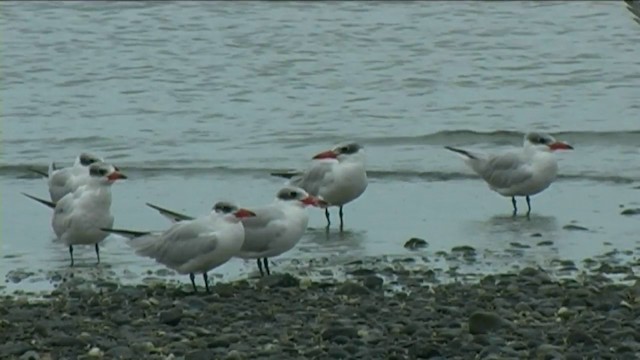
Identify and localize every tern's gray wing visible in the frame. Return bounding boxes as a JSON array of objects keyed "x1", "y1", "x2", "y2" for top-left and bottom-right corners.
[
  {"x1": 129, "y1": 219, "x2": 219, "y2": 268},
  {"x1": 287, "y1": 161, "x2": 335, "y2": 196},
  {"x1": 239, "y1": 205, "x2": 288, "y2": 254},
  {"x1": 477, "y1": 152, "x2": 533, "y2": 191}
]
